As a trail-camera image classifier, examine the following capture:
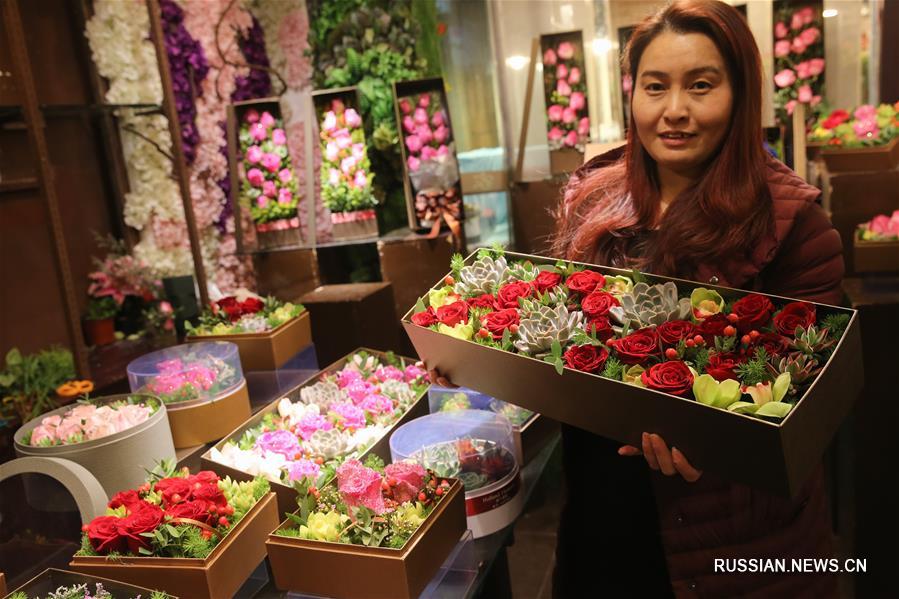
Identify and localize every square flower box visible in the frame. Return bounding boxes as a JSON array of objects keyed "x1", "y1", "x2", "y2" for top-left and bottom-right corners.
[
  {"x1": 853, "y1": 237, "x2": 899, "y2": 273},
  {"x1": 69, "y1": 493, "x2": 278, "y2": 599},
  {"x1": 265, "y1": 479, "x2": 466, "y2": 599},
  {"x1": 402, "y1": 250, "x2": 863, "y2": 497},
  {"x1": 5, "y1": 568, "x2": 177, "y2": 598},
  {"x1": 820, "y1": 137, "x2": 899, "y2": 173},
  {"x1": 186, "y1": 310, "x2": 312, "y2": 371},
  {"x1": 200, "y1": 348, "x2": 430, "y2": 515}
]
